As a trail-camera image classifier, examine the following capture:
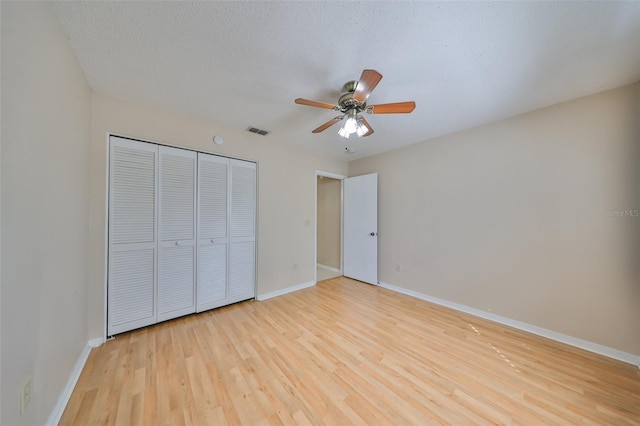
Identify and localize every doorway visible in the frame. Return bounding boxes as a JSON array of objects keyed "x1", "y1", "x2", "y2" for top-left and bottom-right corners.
[{"x1": 316, "y1": 172, "x2": 344, "y2": 282}]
